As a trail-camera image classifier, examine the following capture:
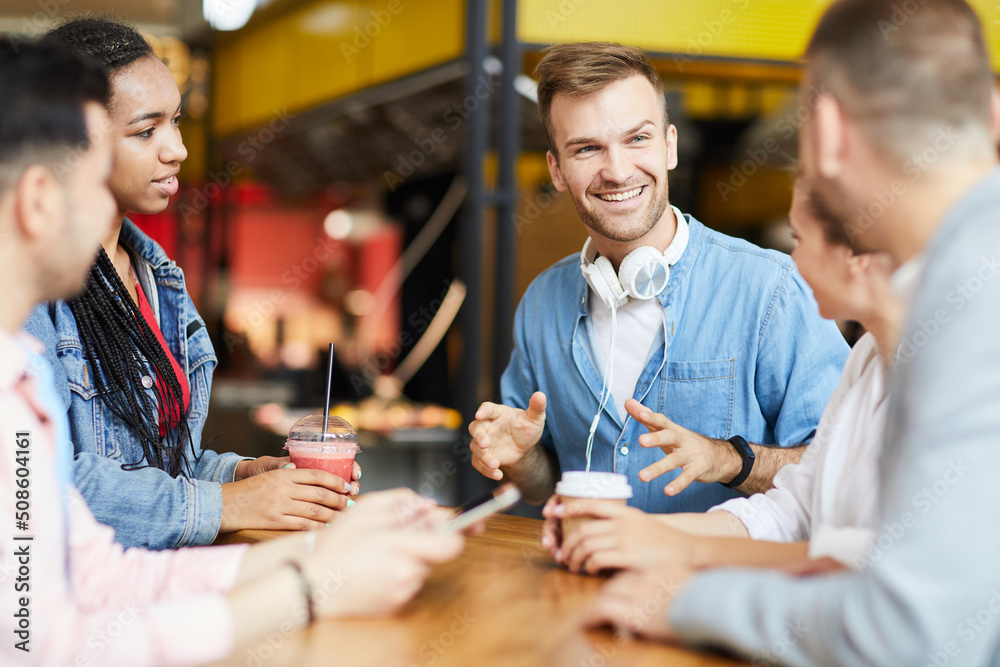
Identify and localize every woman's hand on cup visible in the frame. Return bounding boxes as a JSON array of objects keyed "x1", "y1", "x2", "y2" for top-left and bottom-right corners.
[{"x1": 220, "y1": 467, "x2": 356, "y2": 532}]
